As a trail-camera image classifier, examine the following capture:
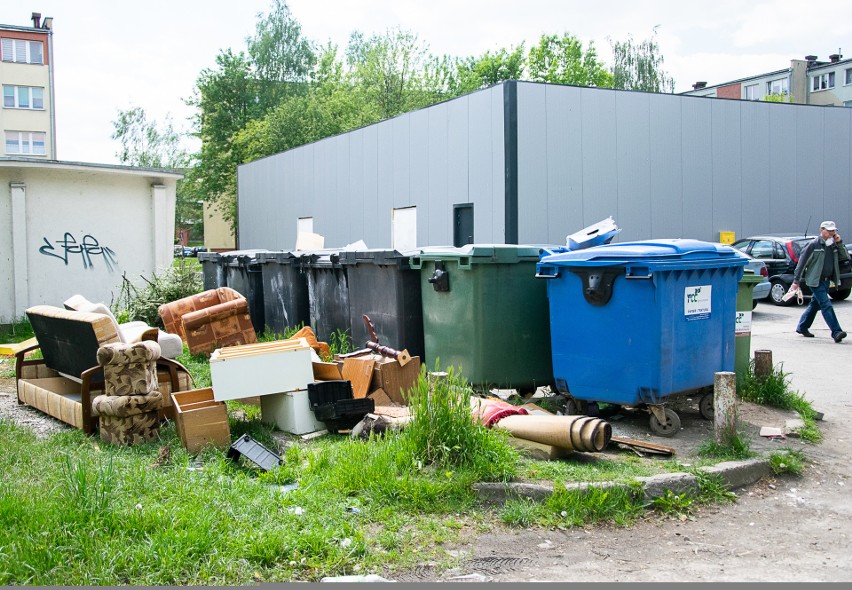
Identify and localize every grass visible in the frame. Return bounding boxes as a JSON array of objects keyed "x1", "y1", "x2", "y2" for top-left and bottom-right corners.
[
  {"x1": 697, "y1": 430, "x2": 755, "y2": 460},
  {"x1": 768, "y1": 448, "x2": 806, "y2": 476},
  {"x1": 738, "y1": 361, "x2": 822, "y2": 443},
  {"x1": 500, "y1": 483, "x2": 644, "y2": 528},
  {"x1": 0, "y1": 317, "x2": 35, "y2": 344}
]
